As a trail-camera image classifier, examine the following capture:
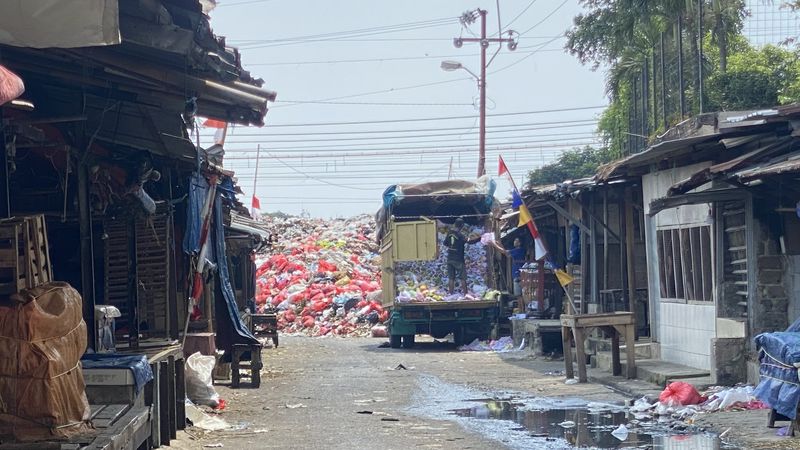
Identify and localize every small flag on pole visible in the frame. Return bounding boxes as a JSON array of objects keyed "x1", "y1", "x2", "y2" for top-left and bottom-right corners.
[
  {"x1": 555, "y1": 269, "x2": 574, "y2": 287},
  {"x1": 498, "y1": 155, "x2": 510, "y2": 177},
  {"x1": 202, "y1": 118, "x2": 226, "y2": 128},
  {"x1": 518, "y1": 202, "x2": 548, "y2": 260},
  {"x1": 251, "y1": 195, "x2": 261, "y2": 211}
]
